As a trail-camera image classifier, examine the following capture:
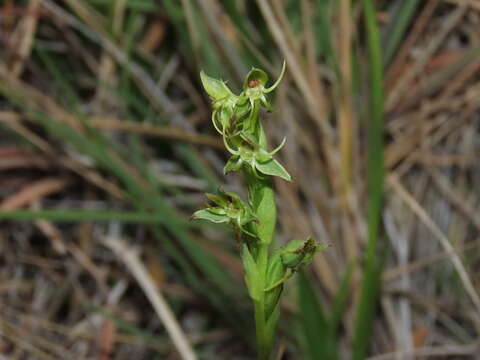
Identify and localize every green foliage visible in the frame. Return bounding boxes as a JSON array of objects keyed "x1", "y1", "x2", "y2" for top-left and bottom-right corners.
[
  {"x1": 194, "y1": 65, "x2": 327, "y2": 359},
  {"x1": 254, "y1": 158, "x2": 291, "y2": 182},
  {"x1": 382, "y1": 0, "x2": 421, "y2": 65},
  {"x1": 298, "y1": 265, "x2": 353, "y2": 360},
  {"x1": 243, "y1": 244, "x2": 262, "y2": 302},
  {"x1": 353, "y1": 0, "x2": 386, "y2": 359},
  {"x1": 298, "y1": 272, "x2": 331, "y2": 360}
]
